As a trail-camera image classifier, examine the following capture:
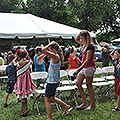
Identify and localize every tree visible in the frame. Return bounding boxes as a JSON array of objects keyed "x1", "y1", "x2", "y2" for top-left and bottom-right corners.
[
  {"x1": 26, "y1": 0, "x2": 78, "y2": 27},
  {"x1": 0, "y1": 0, "x2": 27, "y2": 13},
  {"x1": 68, "y1": 0, "x2": 120, "y2": 41}
]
